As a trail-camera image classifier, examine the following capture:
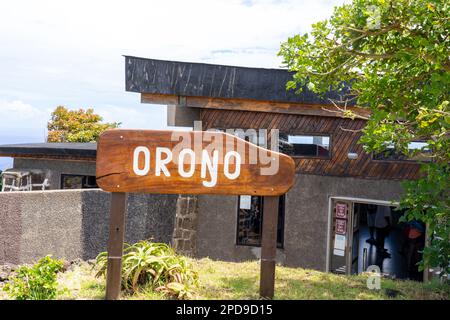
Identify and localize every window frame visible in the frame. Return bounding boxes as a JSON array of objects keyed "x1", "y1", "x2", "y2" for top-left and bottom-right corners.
[
  {"x1": 371, "y1": 141, "x2": 432, "y2": 163},
  {"x1": 208, "y1": 128, "x2": 333, "y2": 160},
  {"x1": 235, "y1": 195, "x2": 285, "y2": 249},
  {"x1": 278, "y1": 131, "x2": 333, "y2": 160},
  {"x1": 60, "y1": 174, "x2": 98, "y2": 190}
]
